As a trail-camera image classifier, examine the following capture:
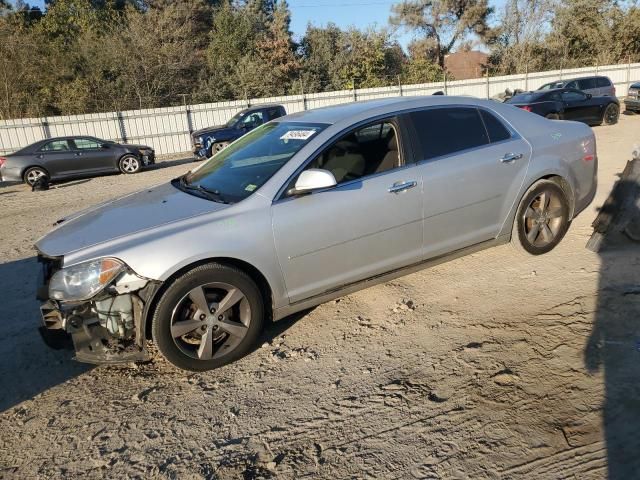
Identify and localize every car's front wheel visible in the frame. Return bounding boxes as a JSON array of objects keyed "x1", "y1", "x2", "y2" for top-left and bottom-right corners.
[
  {"x1": 151, "y1": 263, "x2": 264, "y2": 371},
  {"x1": 511, "y1": 179, "x2": 571, "y2": 255},
  {"x1": 209, "y1": 142, "x2": 229, "y2": 157},
  {"x1": 119, "y1": 155, "x2": 141, "y2": 174},
  {"x1": 603, "y1": 103, "x2": 619, "y2": 125}
]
